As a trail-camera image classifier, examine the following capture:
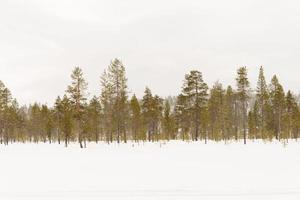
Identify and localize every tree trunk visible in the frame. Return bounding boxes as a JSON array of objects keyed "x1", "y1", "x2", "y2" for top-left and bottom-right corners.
[{"x1": 243, "y1": 103, "x2": 247, "y2": 145}]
